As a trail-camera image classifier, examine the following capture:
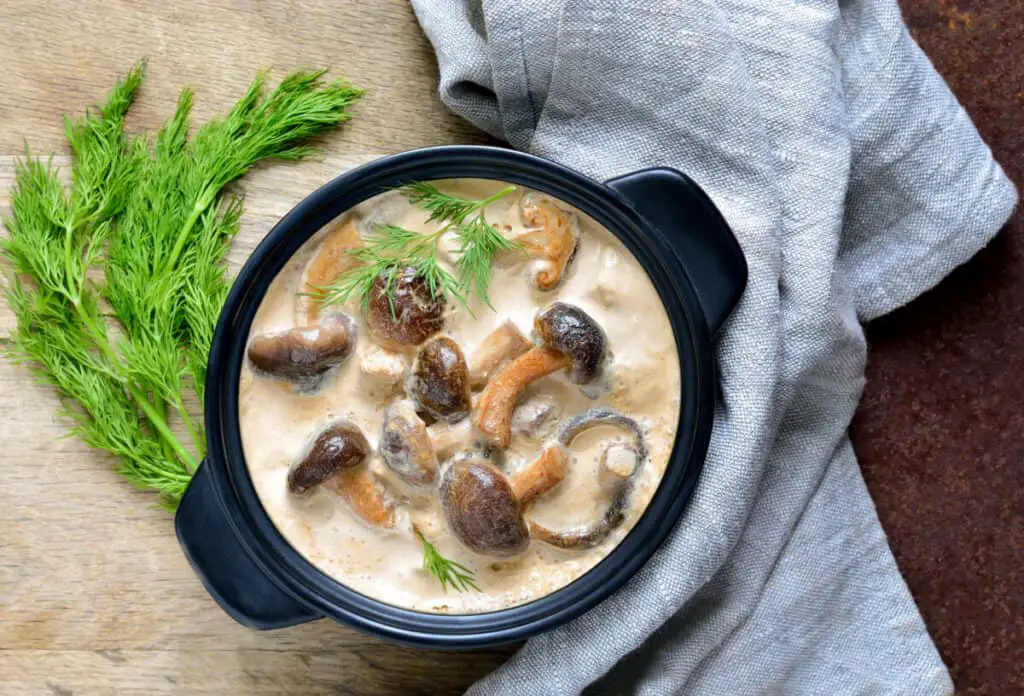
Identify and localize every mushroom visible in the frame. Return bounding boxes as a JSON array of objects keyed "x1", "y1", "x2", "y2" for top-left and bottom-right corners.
[
  {"x1": 527, "y1": 408, "x2": 647, "y2": 549},
  {"x1": 439, "y1": 457, "x2": 530, "y2": 557},
  {"x1": 406, "y1": 335, "x2": 471, "y2": 422},
  {"x1": 516, "y1": 193, "x2": 580, "y2": 290},
  {"x1": 294, "y1": 215, "x2": 363, "y2": 325},
  {"x1": 468, "y1": 320, "x2": 532, "y2": 388},
  {"x1": 509, "y1": 444, "x2": 568, "y2": 504},
  {"x1": 247, "y1": 314, "x2": 355, "y2": 385},
  {"x1": 379, "y1": 400, "x2": 438, "y2": 485},
  {"x1": 473, "y1": 303, "x2": 606, "y2": 447},
  {"x1": 287, "y1": 420, "x2": 394, "y2": 528},
  {"x1": 366, "y1": 266, "x2": 446, "y2": 349}
]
